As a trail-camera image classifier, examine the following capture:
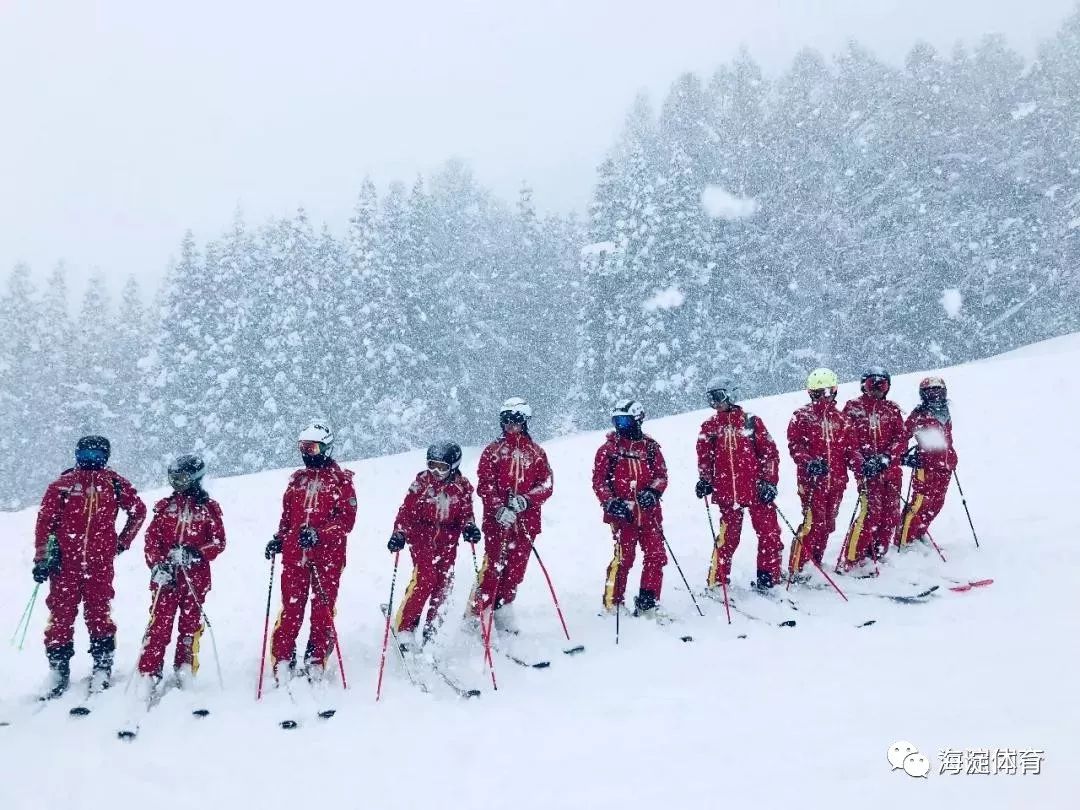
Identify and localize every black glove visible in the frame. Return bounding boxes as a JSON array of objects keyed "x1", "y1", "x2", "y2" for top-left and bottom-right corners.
[
  {"x1": 387, "y1": 532, "x2": 406, "y2": 552},
  {"x1": 757, "y1": 480, "x2": 777, "y2": 504},
  {"x1": 861, "y1": 453, "x2": 889, "y2": 479},
  {"x1": 507, "y1": 493, "x2": 529, "y2": 514},
  {"x1": 636, "y1": 488, "x2": 661, "y2": 510},
  {"x1": 695, "y1": 479, "x2": 713, "y2": 499},
  {"x1": 902, "y1": 448, "x2": 921, "y2": 469},
  {"x1": 805, "y1": 458, "x2": 828, "y2": 477},
  {"x1": 32, "y1": 559, "x2": 51, "y2": 584},
  {"x1": 299, "y1": 527, "x2": 318, "y2": 549},
  {"x1": 604, "y1": 499, "x2": 633, "y2": 522},
  {"x1": 264, "y1": 535, "x2": 282, "y2": 560},
  {"x1": 462, "y1": 523, "x2": 481, "y2": 544}
]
